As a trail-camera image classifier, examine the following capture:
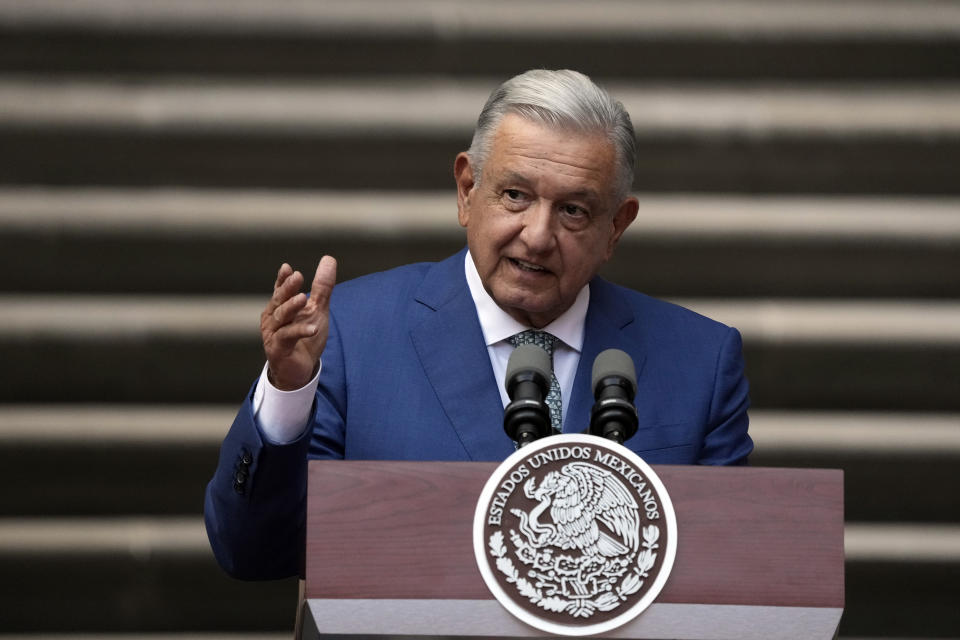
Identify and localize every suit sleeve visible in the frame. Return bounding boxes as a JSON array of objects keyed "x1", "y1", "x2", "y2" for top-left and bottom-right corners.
[
  {"x1": 698, "y1": 326, "x2": 753, "y2": 465},
  {"x1": 204, "y1": 310, "x2": 349, "y2": 580},
  {"x1": 203, "y1": 385, "x2": 312, "y2": 579}
]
